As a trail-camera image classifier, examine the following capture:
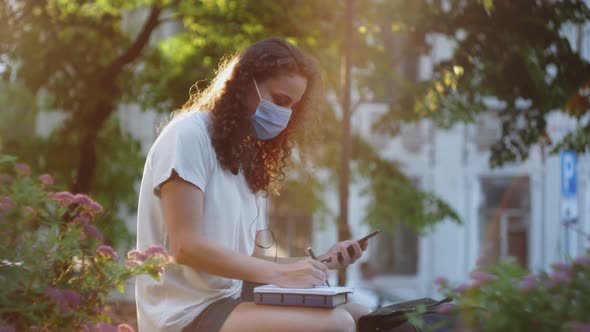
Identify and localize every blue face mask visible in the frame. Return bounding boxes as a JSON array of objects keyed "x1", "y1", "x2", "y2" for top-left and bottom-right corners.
[{"x1": 250, "y1": 79, "x2": 293, "y2": 140}]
